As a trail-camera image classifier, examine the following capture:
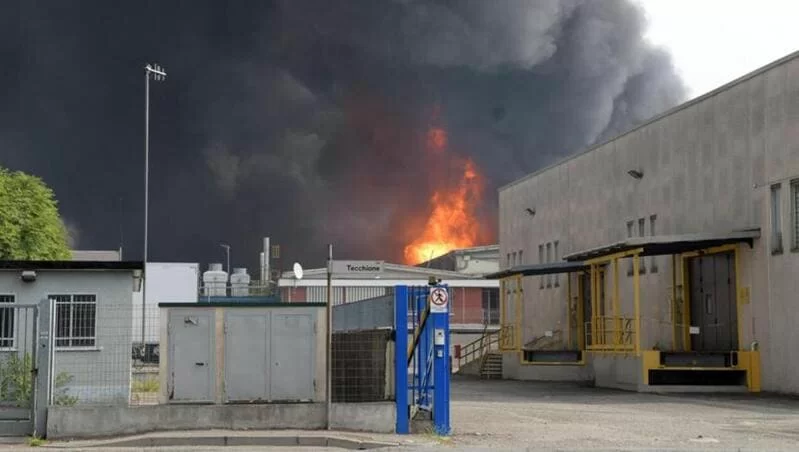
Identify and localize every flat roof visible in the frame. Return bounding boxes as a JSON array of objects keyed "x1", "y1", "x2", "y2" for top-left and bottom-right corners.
[
  {"x1": 484, "y1": 262, "x2": 589, "y2": 279},
  {"x1": 563, "y1": 229, "x2": 761, "y2": 262},
  {"x1": 159, "y1": 302, "x2": 327, "y2": 308},
  {"x1": 0, "y1": 260, "x2": 143, "y2": 271}
]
